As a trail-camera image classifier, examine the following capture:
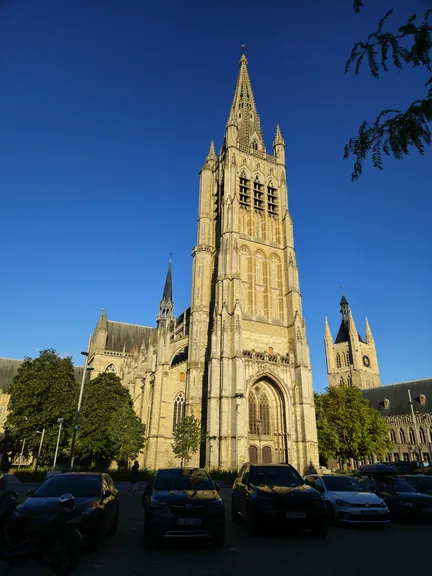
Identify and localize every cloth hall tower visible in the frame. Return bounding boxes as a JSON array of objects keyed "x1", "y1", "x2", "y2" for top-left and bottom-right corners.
[{"x1": 88, "y1": 53, "x2": 319, "y2": 473}]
